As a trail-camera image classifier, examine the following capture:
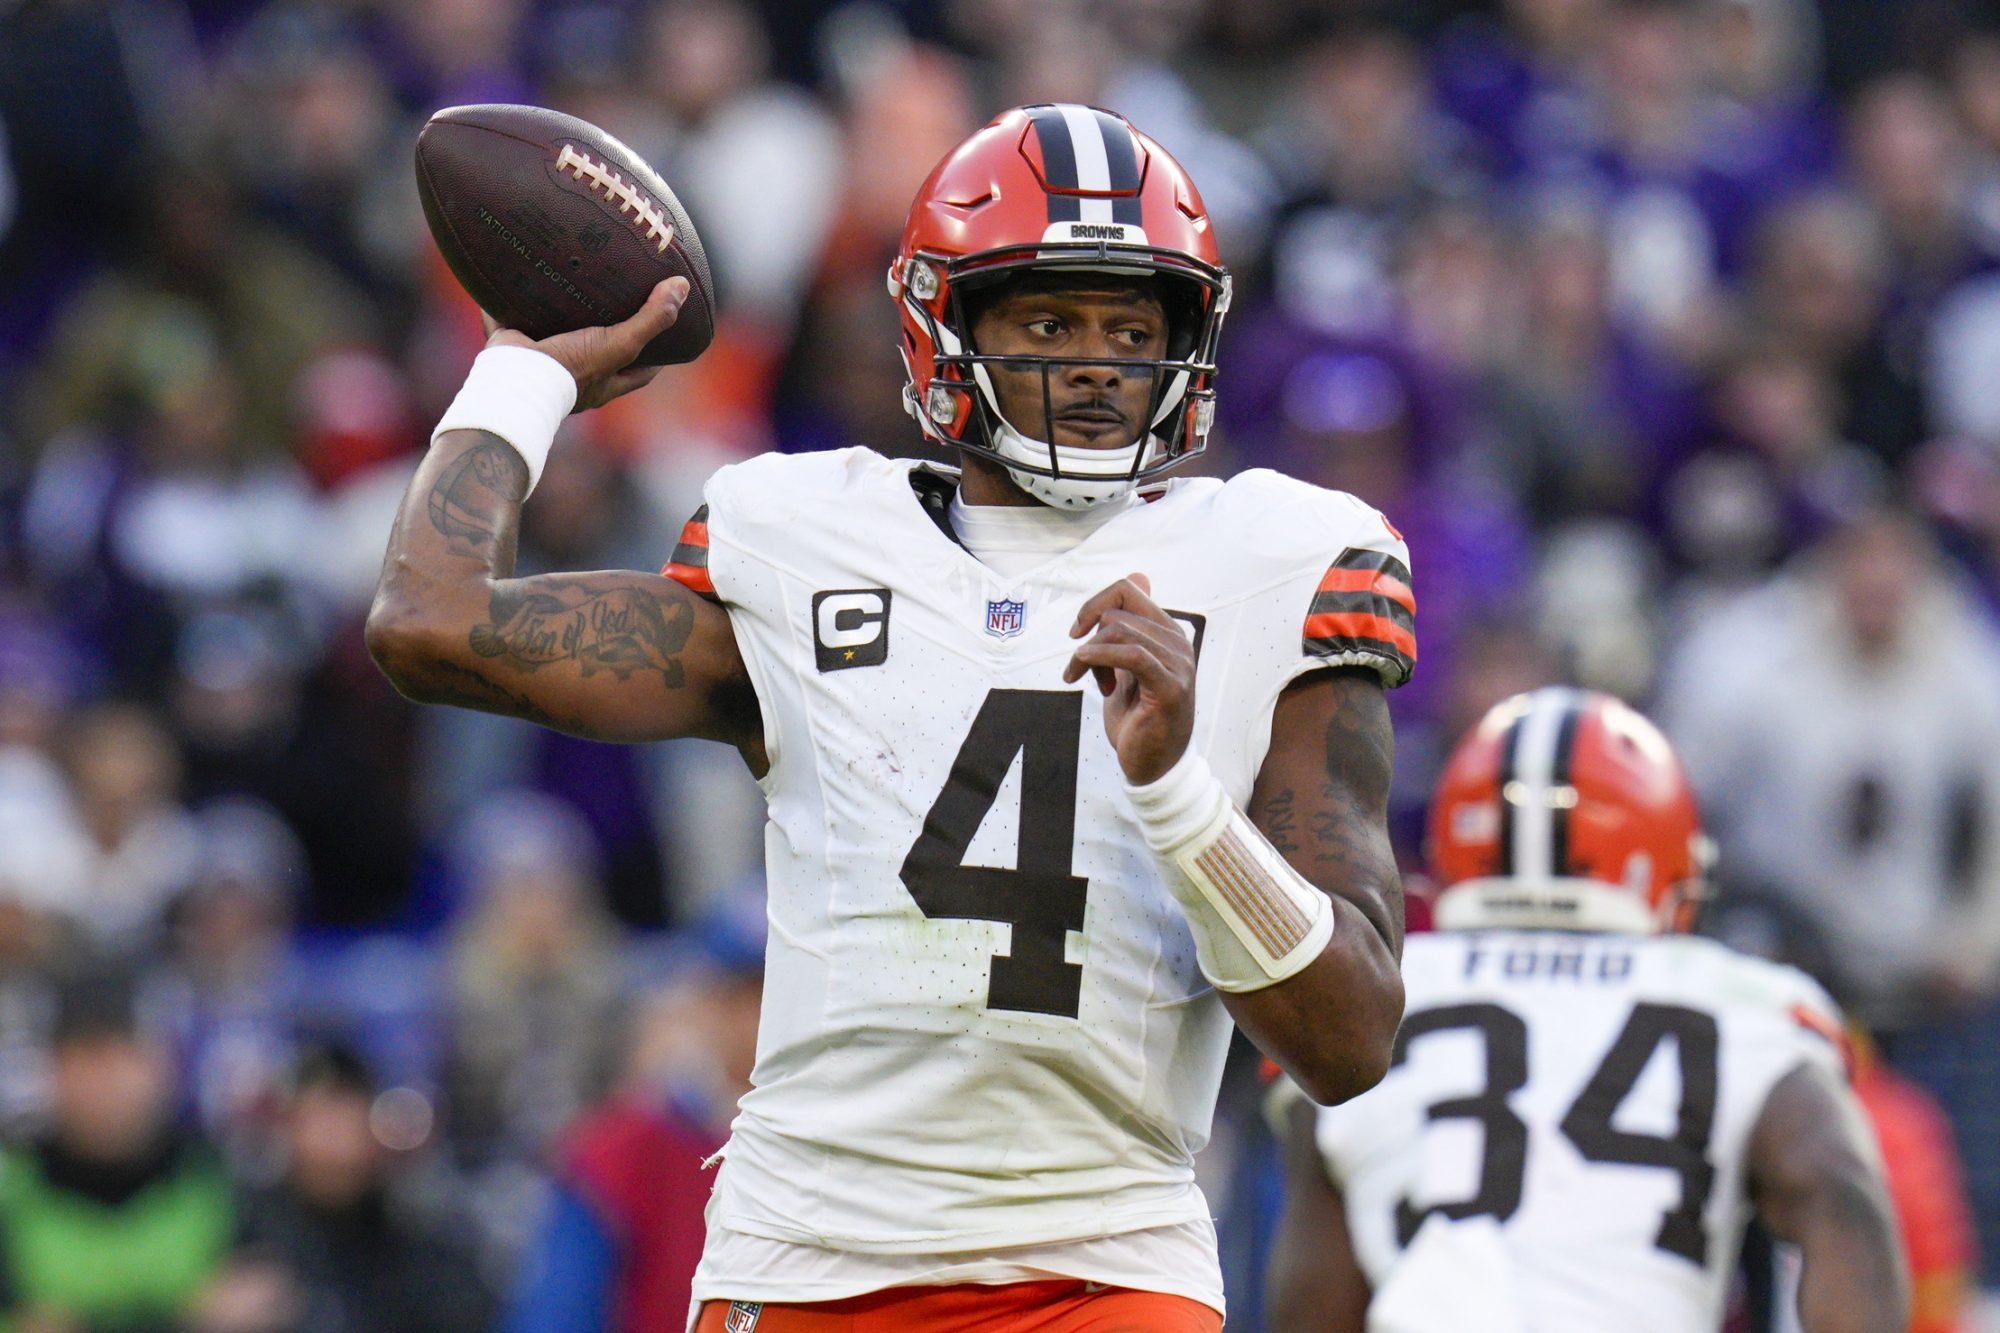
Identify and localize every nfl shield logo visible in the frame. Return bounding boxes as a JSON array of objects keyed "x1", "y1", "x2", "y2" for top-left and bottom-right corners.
[
  {"x1": 724, "y1": 1302, "x2": 762, "y2": 1332},
  {"x1": 985, "y1": 598, "x2": 1026, "y2": 638}
]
